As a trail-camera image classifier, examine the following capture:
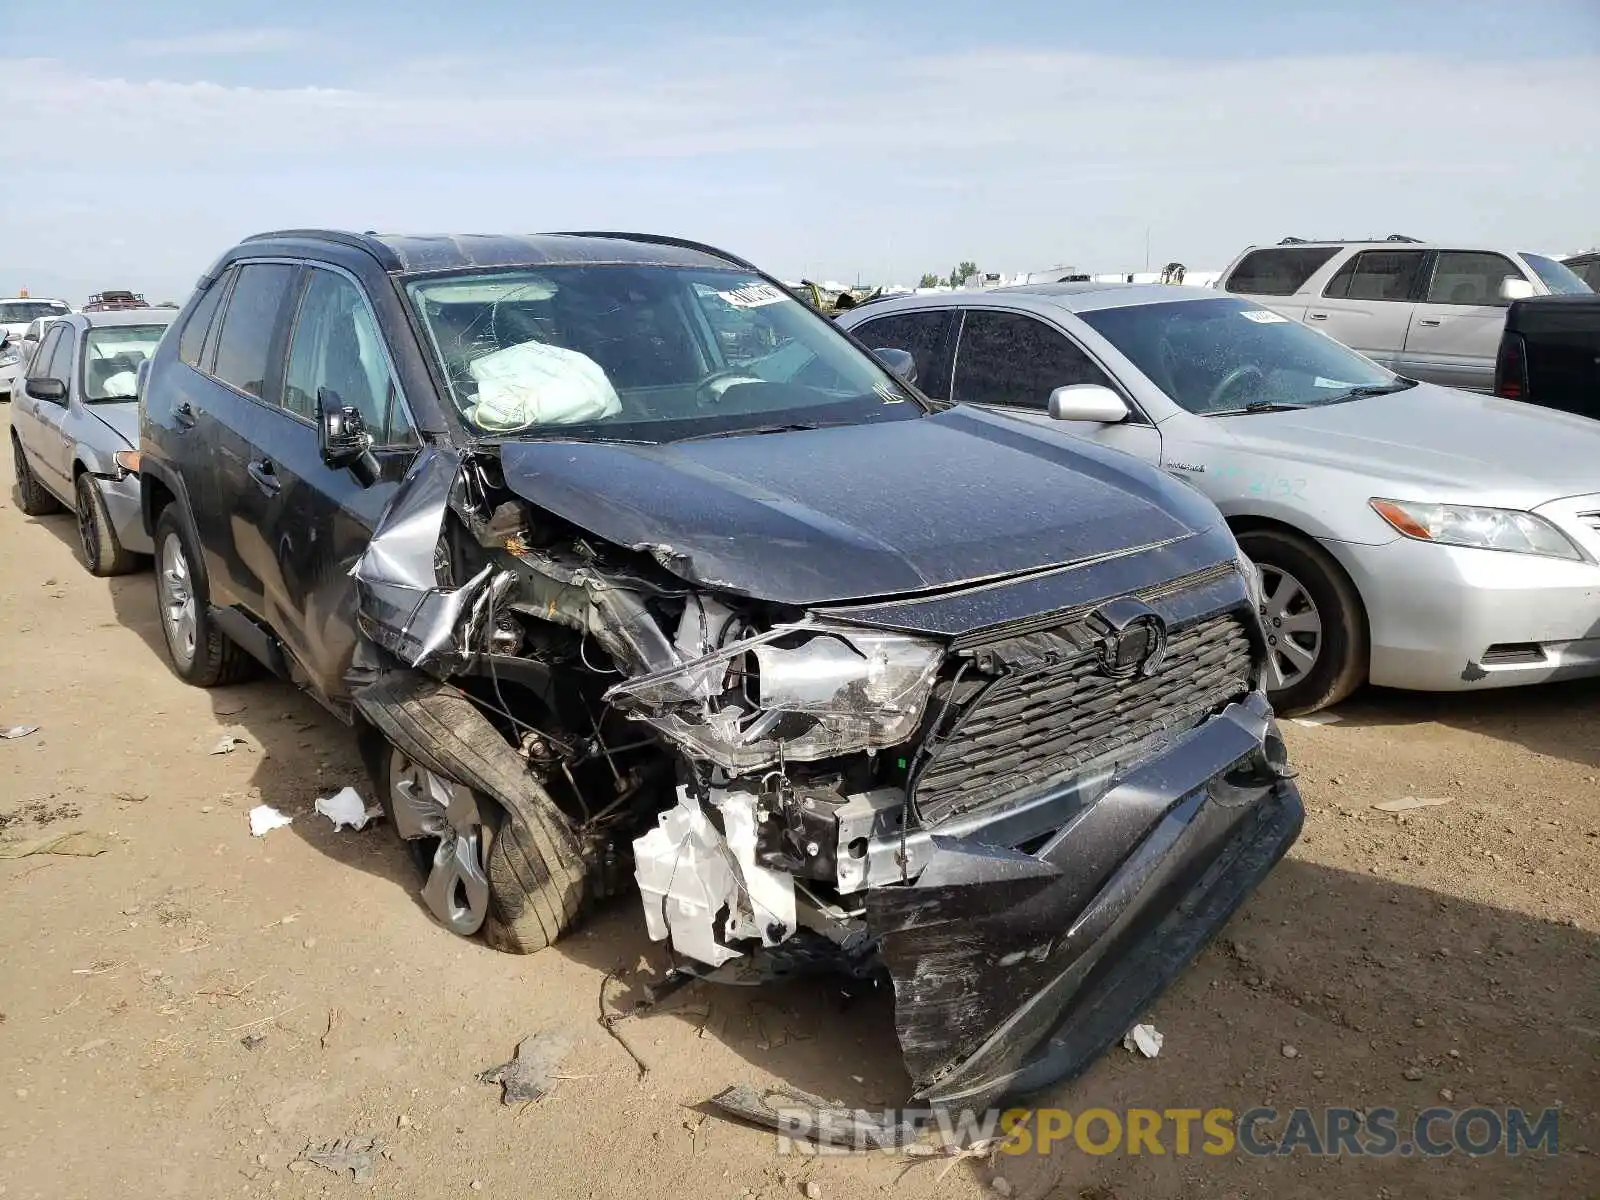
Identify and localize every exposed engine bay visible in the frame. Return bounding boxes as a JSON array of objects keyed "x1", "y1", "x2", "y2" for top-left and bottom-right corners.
[{"x1": 348, "y1": 441, "x2": 1303, "y2": 1108}]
